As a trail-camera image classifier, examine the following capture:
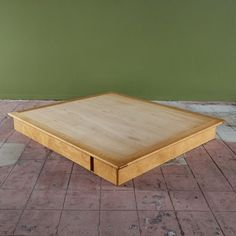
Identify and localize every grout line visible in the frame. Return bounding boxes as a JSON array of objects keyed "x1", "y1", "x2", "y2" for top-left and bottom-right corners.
[
  {"x1": 218, "y1": 129, "x2": 236, "y2": 156},
  {"x1": 55, "y1": 161, "x2": 74, "y2": 234},
  {"x1": 217, "y1": 139, "x2": 236, "y2": 159},
  {"x1": 98, "y1": 174, "x2": 102, "y2": 236},
  {"x1": 185, "y1": 152, "x2": 226, "y2": 236},
  {"x1": 0, "y1": 164, "x2": 16, "y2": 189},
  {"x1": 12, "y1": 102, "x2": 22, "y2": 111},
  {"x1": 203, "y1": 145, "x2": 235, "y2": 193},
  {"x1": 12, "y1": 150, "x2": 51, "y2": 234},
  {"x1": 0, "y1": 116, "x2": 7, "y2": 127},
  {"x1": 160, "y1": 167, "x2": 185, "y2": 236},
  {"x1": 221, "y1": 139, "x2": 236, "y2": 156},
  {"x1": 132, "y1": 179, "x2": 142, "y2": 236}
]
